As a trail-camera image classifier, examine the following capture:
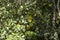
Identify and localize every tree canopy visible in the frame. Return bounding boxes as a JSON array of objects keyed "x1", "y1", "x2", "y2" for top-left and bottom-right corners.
[{"x1": 0, "y1": 0, "x2": 60, "y2": 40}]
